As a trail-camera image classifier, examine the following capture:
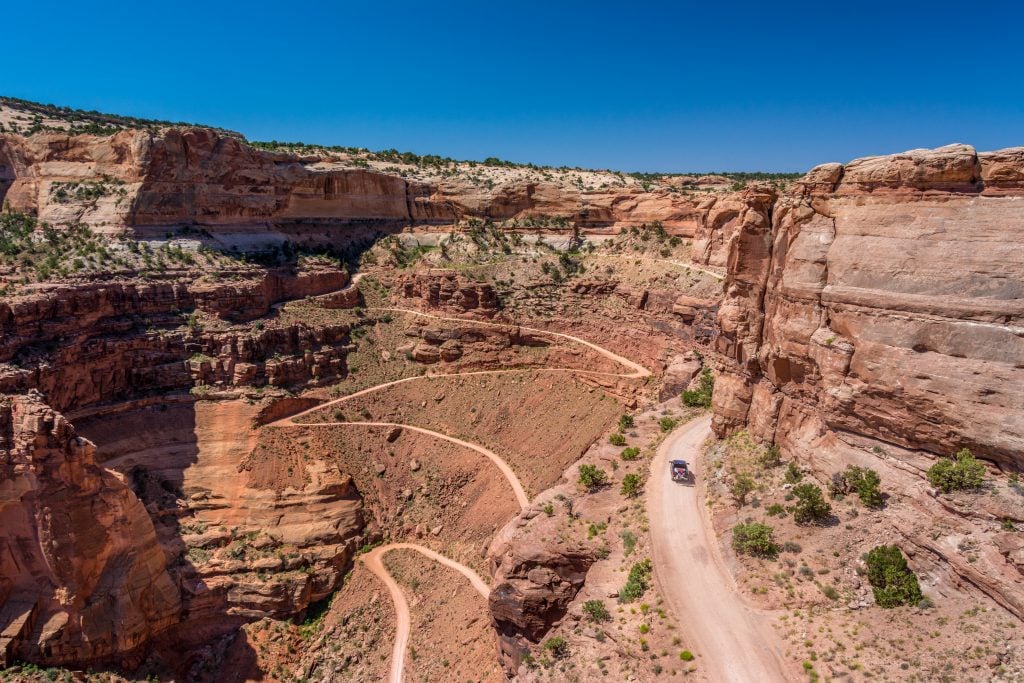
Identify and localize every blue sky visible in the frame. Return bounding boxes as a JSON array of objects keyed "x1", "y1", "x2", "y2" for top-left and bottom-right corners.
[{"x1": 4, "y1": 1, "x2": 1021, "y2": 172}]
